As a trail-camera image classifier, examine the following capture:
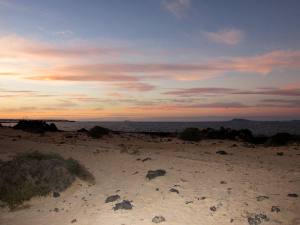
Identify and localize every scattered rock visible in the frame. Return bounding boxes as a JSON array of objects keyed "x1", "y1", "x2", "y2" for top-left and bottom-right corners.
[
  {"x1": 277, "y1": 152, "x2": 284, "y2": 156},
  {"x1": 152, "y1": 216, "x2": 166, "y2": 223},
  {"x1": 287, "y1": 193, "x2": 298, "y2": 197},
  {"x1": 247, "y1": 214, "x2": 269, "y2": 225},
  {"x1": 256, "y1": 196, "x2": 269, "y2": 201},
  {"x1": 113, "y1": 200, "x2": 133, "y2": 210},
  {"x1": 54, "y1": 207, "x2": 59, "y2": 212},
  {"x1": 70, "y1": 219, "x2": 77, "y2": 223},
  {"x1": 105, "y1": 195, "x2": 120, "y2": 203},
  {"x1": 146, "y1": 170, "x2": 166, "y2": 180},
  {"x1": 142, "y1": 157, "x2": 152, "y2": 162},
  {"x1": 77, "y1": 128, "x2": 88, "y2": 133},
  {"x1": 13, "y1": 120, "x2": 58, "y2": 133},
  {"x1": 220, "y1": 181, "x2": 227, "y2": 184},
  {"x1": 271, "y1": 206, "x2": 280, "y2": 213},
  {"x1": 53, "y1": 192, "x2": 60, "y2": 198},
  {"x1": 216, "y1": 150, "x2": 228, "y2": 155},
  {"x1": 169, "y1": 188, "x2": 179, "y2": 194},
  {"x1": 210, "y1": 206, "x2": 217, "y2": 211}
]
